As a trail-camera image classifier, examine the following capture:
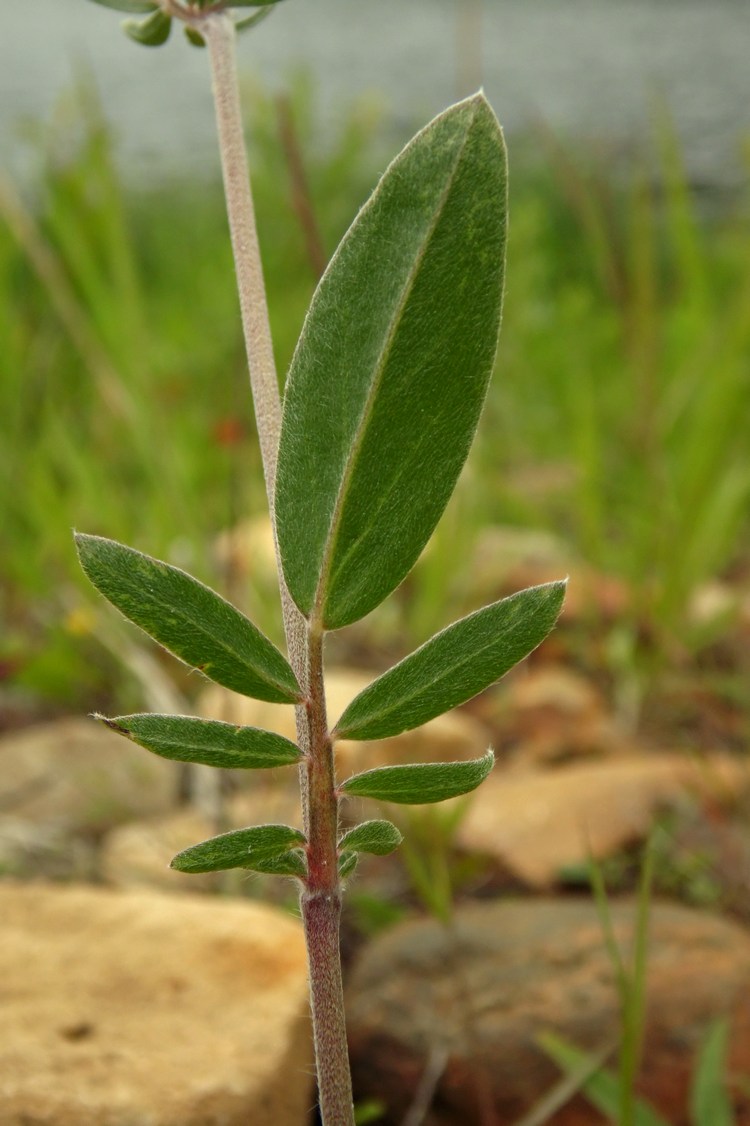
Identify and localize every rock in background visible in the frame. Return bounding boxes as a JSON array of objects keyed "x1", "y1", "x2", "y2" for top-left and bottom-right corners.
[
  {"x1": 346, "y1": 898, "x2": 750, "y2": 1125},
  {"x1": 0, "y1": 718, "x2": 175, "y2": 879},
  {"x1": 198, "y1": 667, "x2": 488, "y2": 778},
  {"x1": 101, "y1": 786, "x2": 302, "y2": 894},
  {"x1": 456, "y1": 752, "x2": 749, "y2": 888}
]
